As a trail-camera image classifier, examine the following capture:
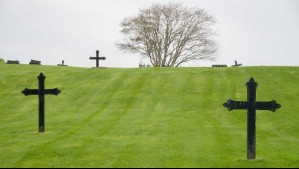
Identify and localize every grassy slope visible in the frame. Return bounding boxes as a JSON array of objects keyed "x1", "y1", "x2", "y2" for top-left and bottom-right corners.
[{"x1": 0, "y1": 63, "x2": 298, "y2": 167}]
